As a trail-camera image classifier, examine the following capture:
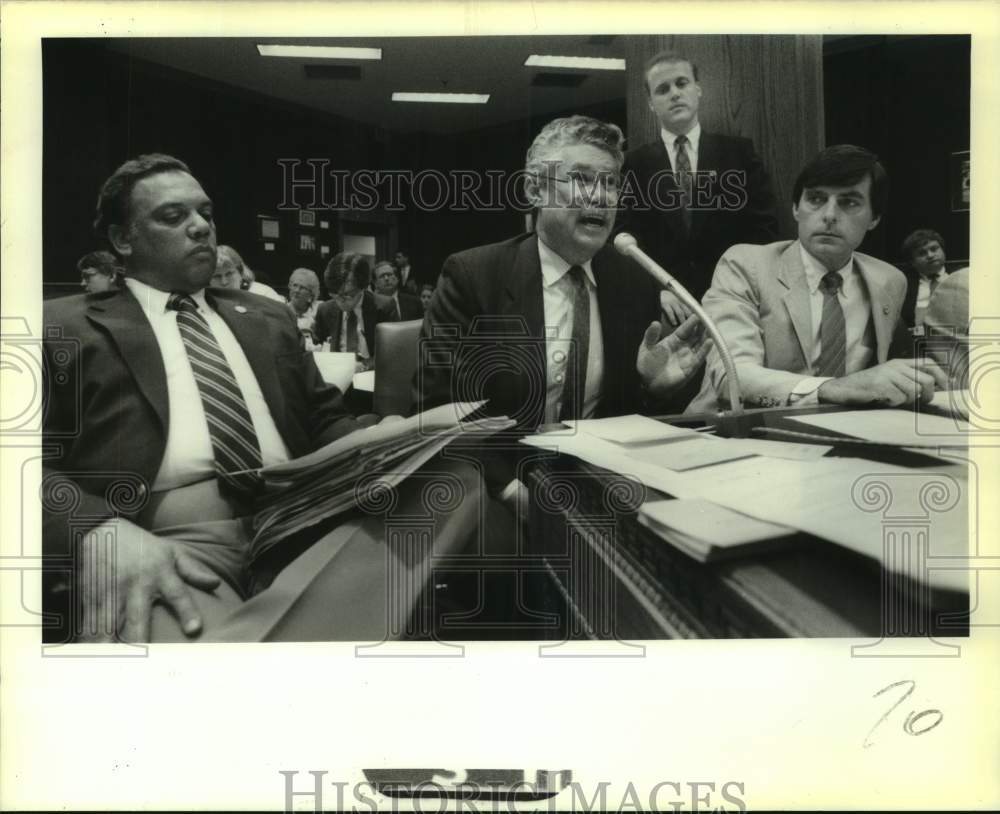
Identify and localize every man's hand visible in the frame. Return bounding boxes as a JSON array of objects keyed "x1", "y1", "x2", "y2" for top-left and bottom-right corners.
[
  {"x1": 637, "y1": 315, "x2": 713, "y2": 398},
  {"x1": 77, "y1": 518, "x2": 221, "y2": 643},
  {"x1": 659, "y1": 290, "x2": 693, "y2": 328},
  {"x1": 818, "y1": 358, "x2": 949, "y2": 407}
]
